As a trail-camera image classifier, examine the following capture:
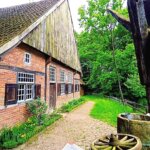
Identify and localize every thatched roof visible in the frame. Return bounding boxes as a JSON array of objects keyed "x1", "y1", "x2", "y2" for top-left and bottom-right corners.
[{"x1": 0, "y1": 0, "x2": 60, "y2": 49}]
